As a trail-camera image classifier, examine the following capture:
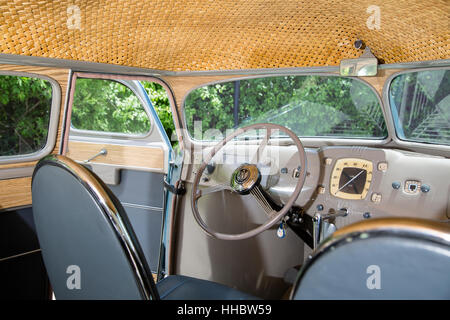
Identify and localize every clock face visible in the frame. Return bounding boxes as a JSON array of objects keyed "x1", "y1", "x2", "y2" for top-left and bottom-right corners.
[
  {"x1": 338, "y1": 167, "x2": 367, "y2": 194},
  {"x1": 330, "y1": 158, "x2": 373, "y2": 200}
]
